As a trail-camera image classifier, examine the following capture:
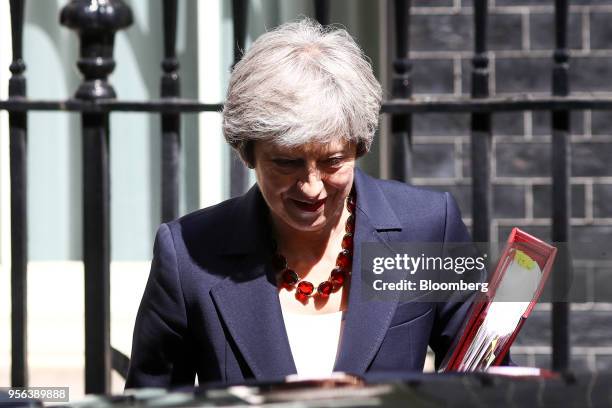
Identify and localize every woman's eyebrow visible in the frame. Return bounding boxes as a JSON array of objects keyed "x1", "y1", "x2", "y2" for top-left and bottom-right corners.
[{"x1": 269, "y1": 154, "x2": 302, "y2": 159}]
